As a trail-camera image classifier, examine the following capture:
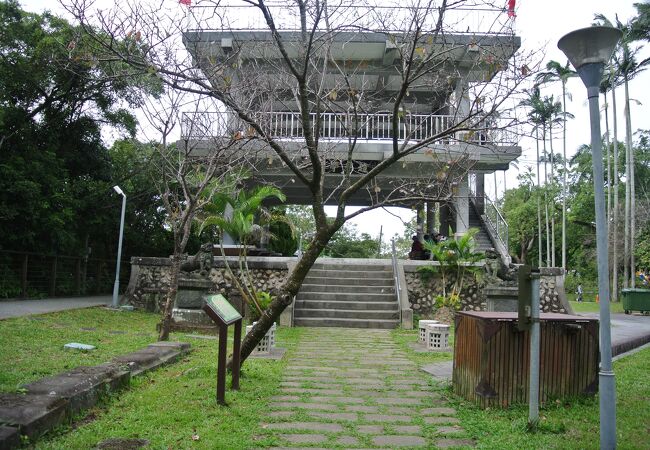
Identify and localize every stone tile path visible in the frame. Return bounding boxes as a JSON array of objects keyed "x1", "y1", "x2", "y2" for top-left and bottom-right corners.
[{"x1": 260, "y1": 328, "x2": 474, "y2": 449}]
